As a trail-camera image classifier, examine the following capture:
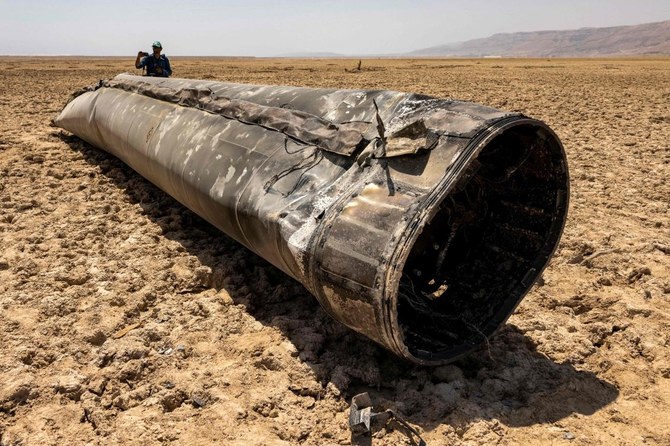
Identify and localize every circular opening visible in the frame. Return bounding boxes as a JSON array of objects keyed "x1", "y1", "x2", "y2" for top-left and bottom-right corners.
[{"x1": 397, "y1": 123, "x2": 568, "y2": 361}]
